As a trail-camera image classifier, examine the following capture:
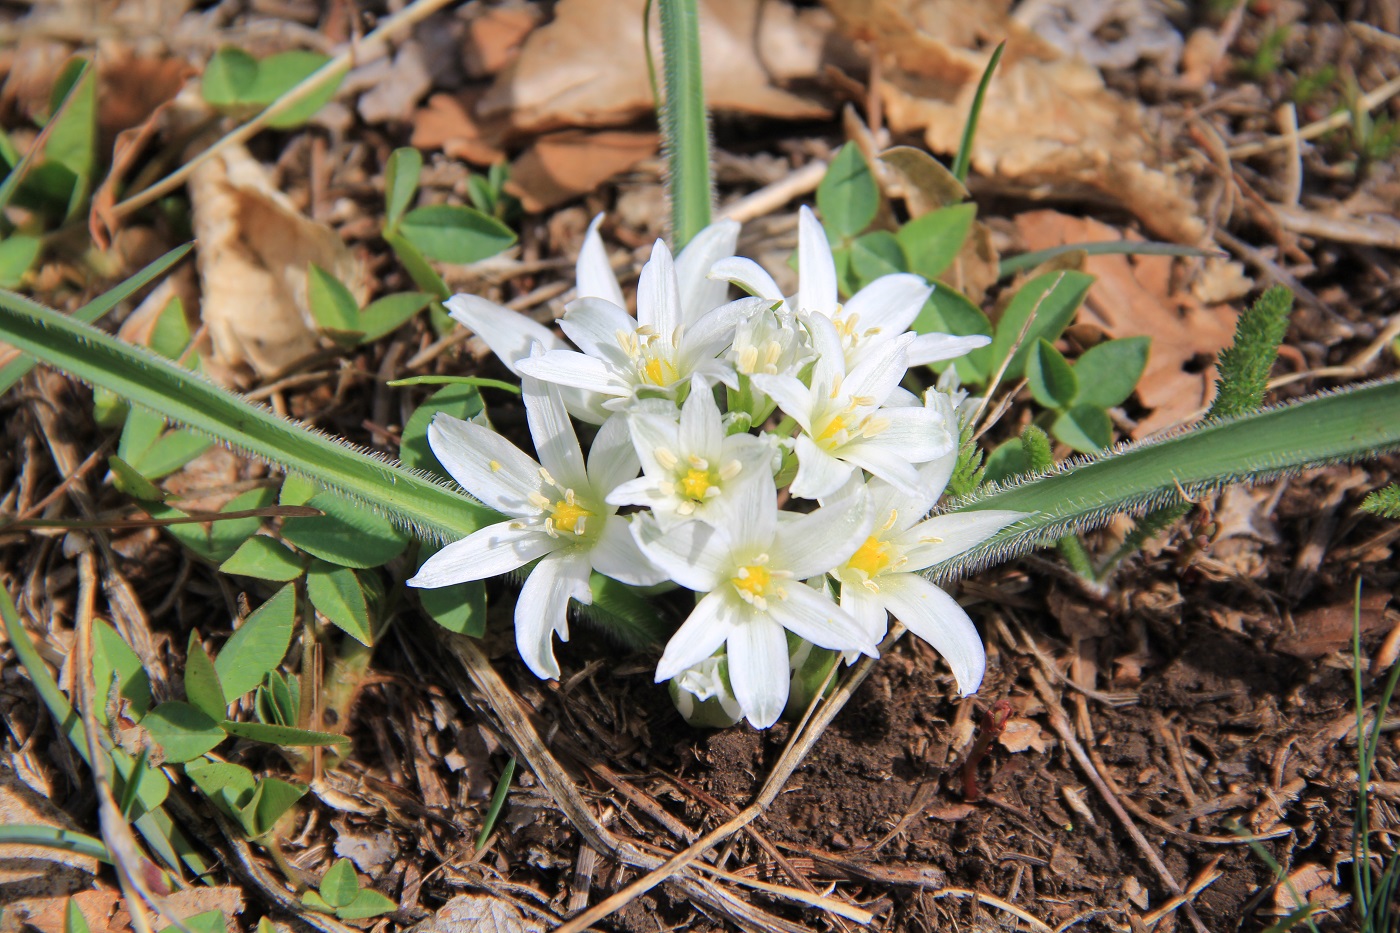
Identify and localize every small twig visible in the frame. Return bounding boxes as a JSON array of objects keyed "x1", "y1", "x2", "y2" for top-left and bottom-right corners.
[
  {"x1": 1226, "y1": 74, "x2": 1400, "y2": 159},
  {"x1": 971, "y1": 271, "x2": 1067, "y2": 432},
  {"x1": 928, "y1": 887, "x2": 1054, "y2": 932},
  {"x1": 717, "y1": 161, "x2": 828, "y2": 224},
  {"x1": 1140, "y1": 858, "x2": 1224, "y2": 927}
]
